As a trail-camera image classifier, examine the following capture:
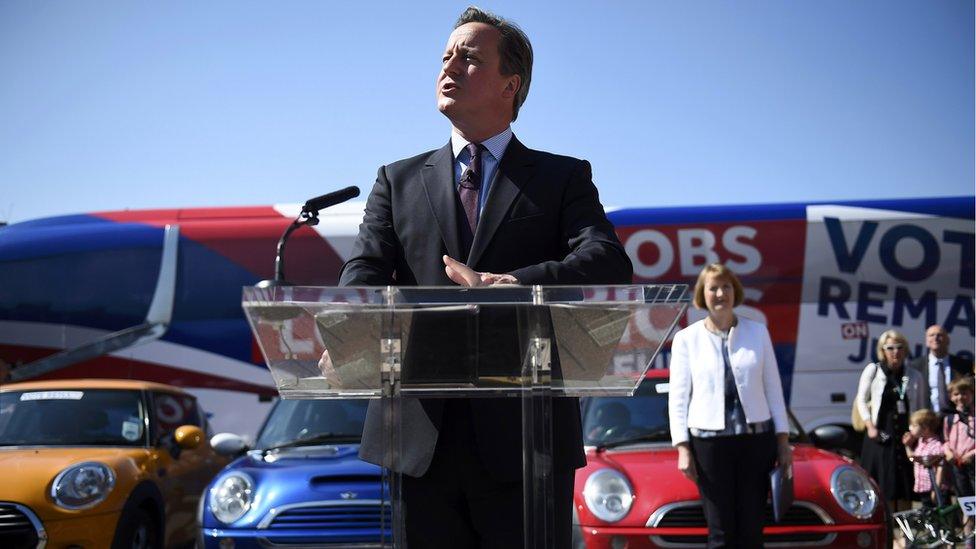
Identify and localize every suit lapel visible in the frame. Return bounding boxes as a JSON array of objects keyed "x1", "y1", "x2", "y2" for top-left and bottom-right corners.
[
  {"x1": 468, "y1": 137, "x2": 535, "y2": 266},
  {"x1": 420, "y1": 142, "x2": 462, "y2": 261}
]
